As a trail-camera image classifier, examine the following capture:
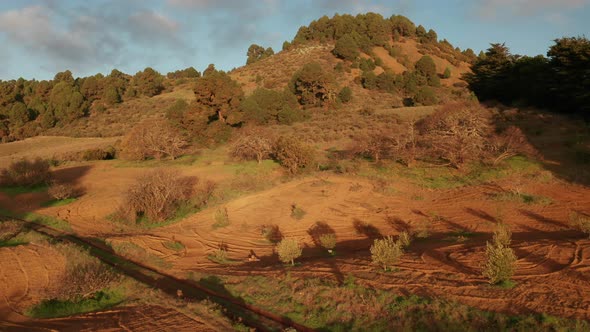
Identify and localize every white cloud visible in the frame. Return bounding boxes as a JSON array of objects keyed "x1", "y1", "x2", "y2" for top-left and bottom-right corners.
[{"x1": 0, "y1": 4, "x2": 186, "y2": 77}]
